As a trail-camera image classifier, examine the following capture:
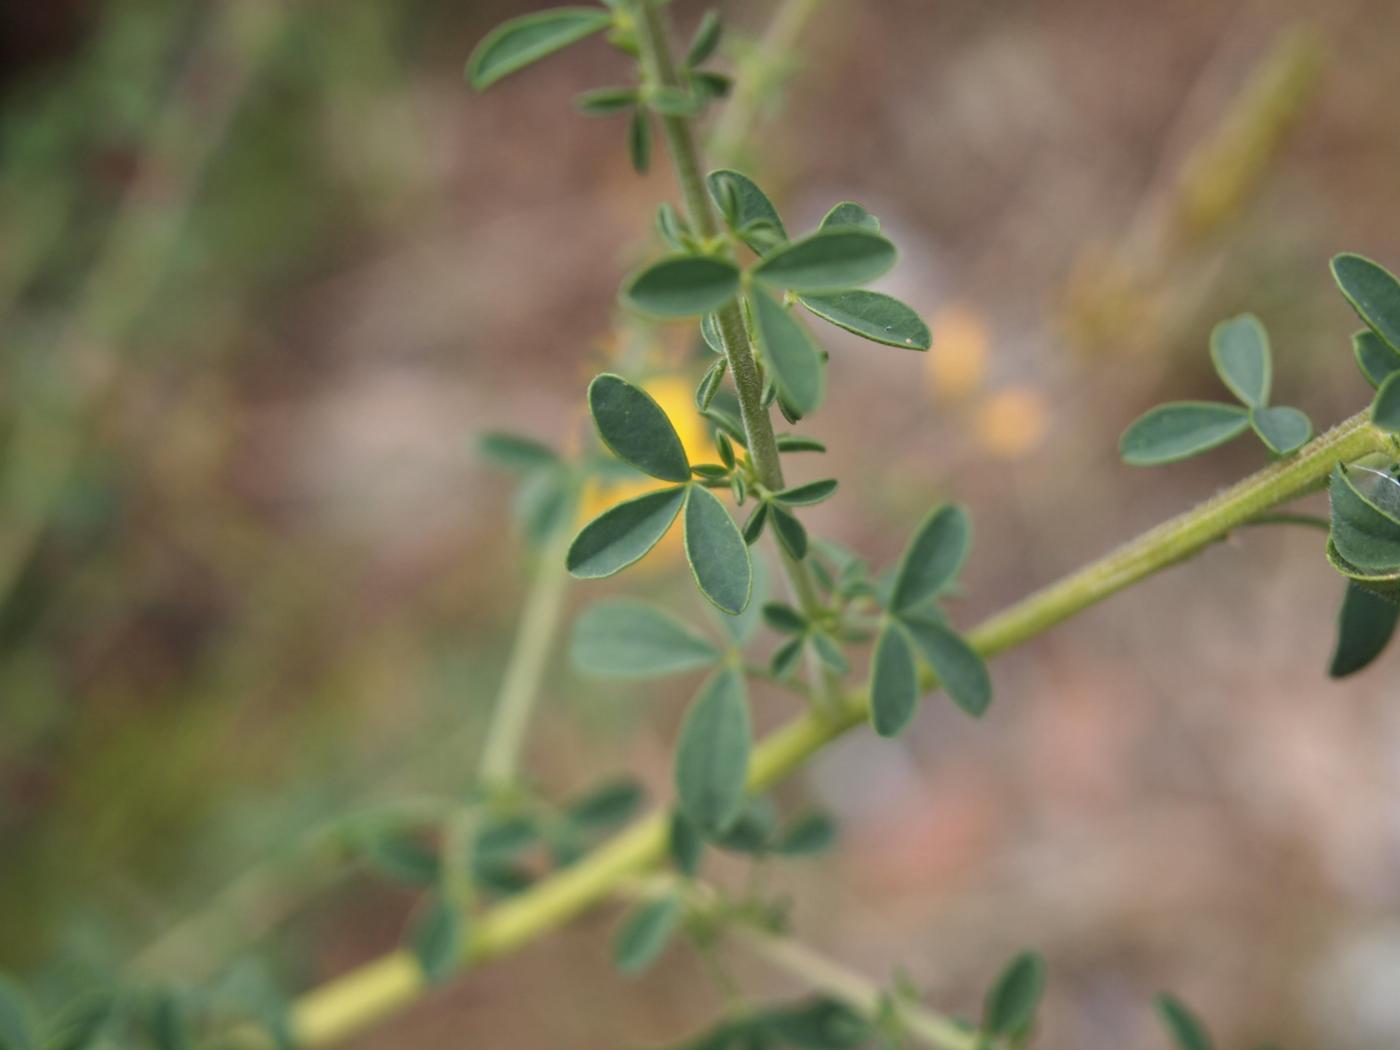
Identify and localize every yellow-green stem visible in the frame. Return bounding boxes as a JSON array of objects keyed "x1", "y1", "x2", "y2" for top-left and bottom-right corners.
[{"x1": 289, "y1": 411, "x2": 1388, "y2": 1047}]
